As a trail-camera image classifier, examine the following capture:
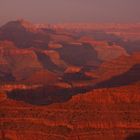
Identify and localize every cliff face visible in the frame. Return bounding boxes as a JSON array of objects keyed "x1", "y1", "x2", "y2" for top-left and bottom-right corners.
[
  {"x1": 0, "y1": 82, "x2": 140, "y2": 140},
  {"x1": 79, "y1": 36, "x2": 129, "y2": 61},
  {"x1": 0, "y1": 41, "x2": 43, "y2": 81}
]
